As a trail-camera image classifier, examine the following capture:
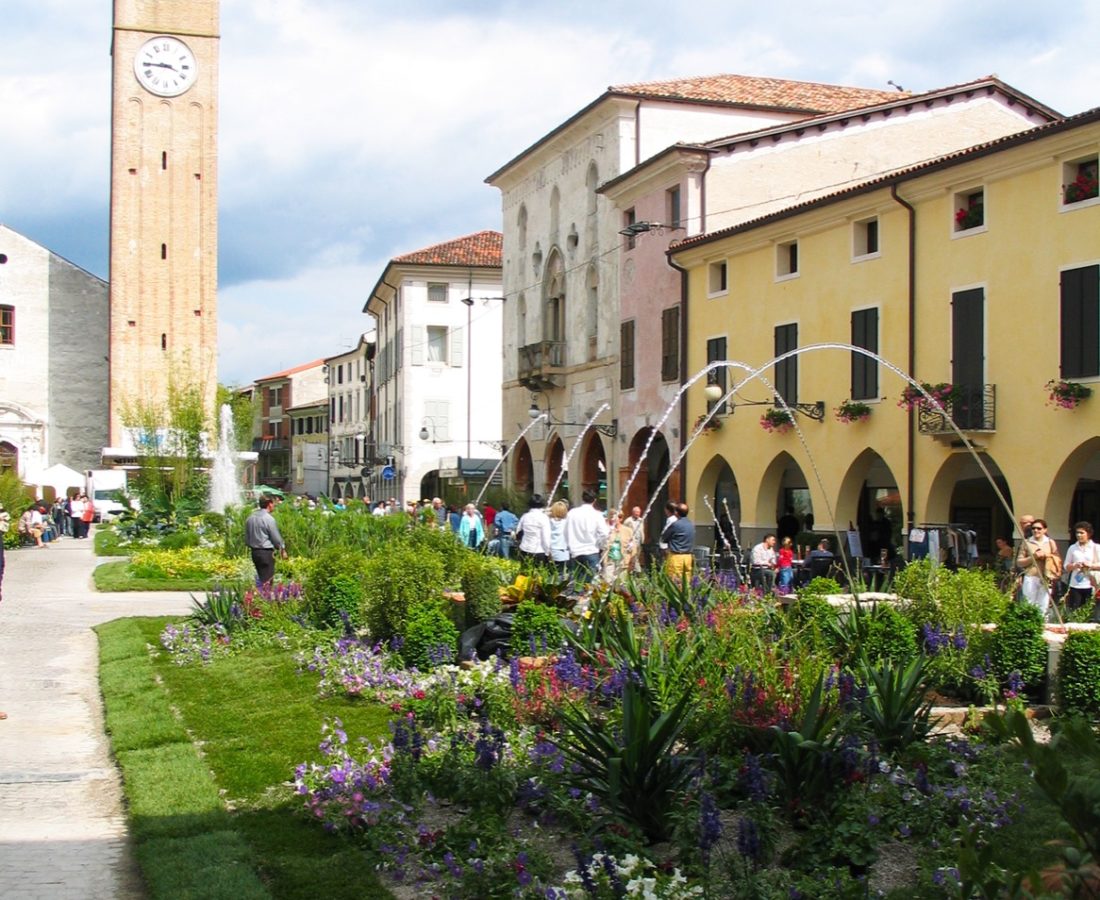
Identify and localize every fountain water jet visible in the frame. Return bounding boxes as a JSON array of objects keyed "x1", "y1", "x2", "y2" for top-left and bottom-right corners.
[
  {"x1": 474, "y1": 413, "x2": 548, "y2": 508},
  {"x1": 620, "y1": 343, "x2": 1020, "y2": 593},
  {"x1": 209, "y1": 403, "x2": 242, "y2": 514},
  {"x1": 548, "y1": 402, "x2": 610, "y2": 503}
]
